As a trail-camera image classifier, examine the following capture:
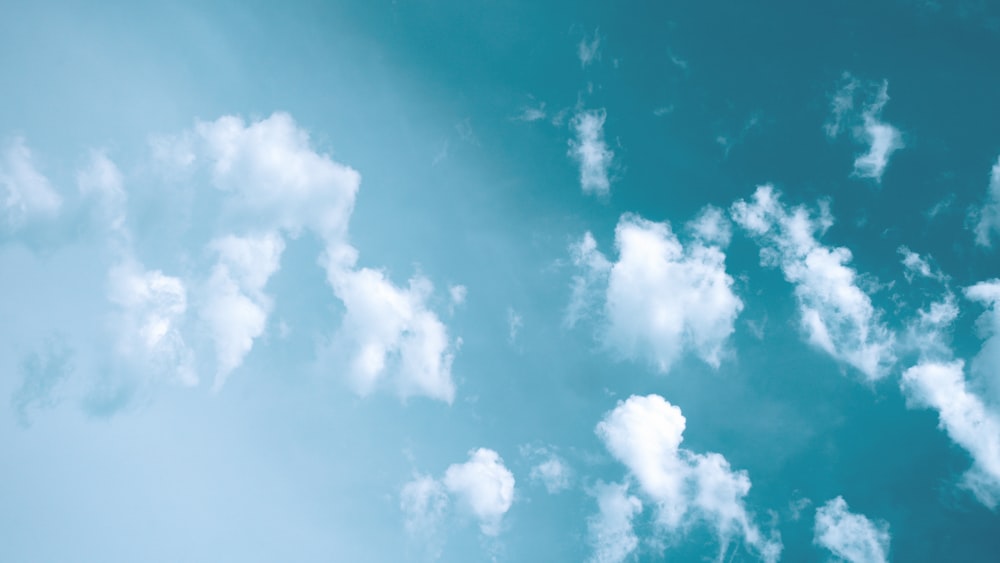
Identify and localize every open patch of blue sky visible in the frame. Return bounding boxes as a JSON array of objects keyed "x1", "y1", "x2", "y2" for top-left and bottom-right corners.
[{"x1": 2, "y1": 1, "x2": 1000, "y2": 561}]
